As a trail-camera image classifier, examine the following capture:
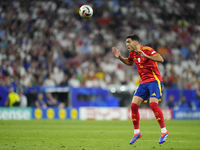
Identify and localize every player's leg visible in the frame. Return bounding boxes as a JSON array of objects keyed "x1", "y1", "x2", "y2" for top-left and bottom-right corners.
[
  {"x1": 129, "y1": 84, "x2": 149, "y2": 145},
  {"x1": 149, "y1": 97, "x2": 166, "y2": 129},
  {"x1": 129, "y1": 96, "x2": 143, "y2": 144},
  {"x1": 149, "y1": 98, "x2": 168, "y2": 144},
  {"x1": 148, "y1": 81, "x2": 168, "y2": 144},
  {"x1": 131, "y1": 95, "x2": 144, "y2": 133}
]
